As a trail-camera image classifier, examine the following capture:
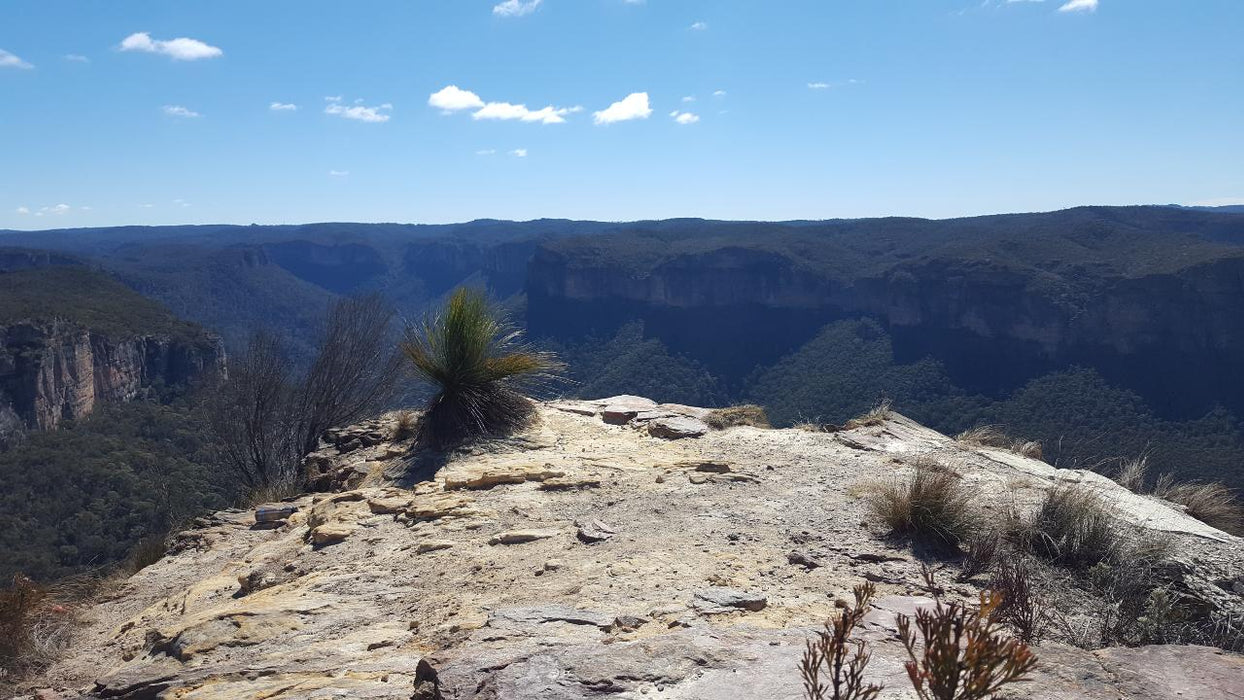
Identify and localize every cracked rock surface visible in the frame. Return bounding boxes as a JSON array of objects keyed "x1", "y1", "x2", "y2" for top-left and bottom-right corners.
[{"x1": 28, "y1": 399, "x2": 1244, "y2": 699}]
